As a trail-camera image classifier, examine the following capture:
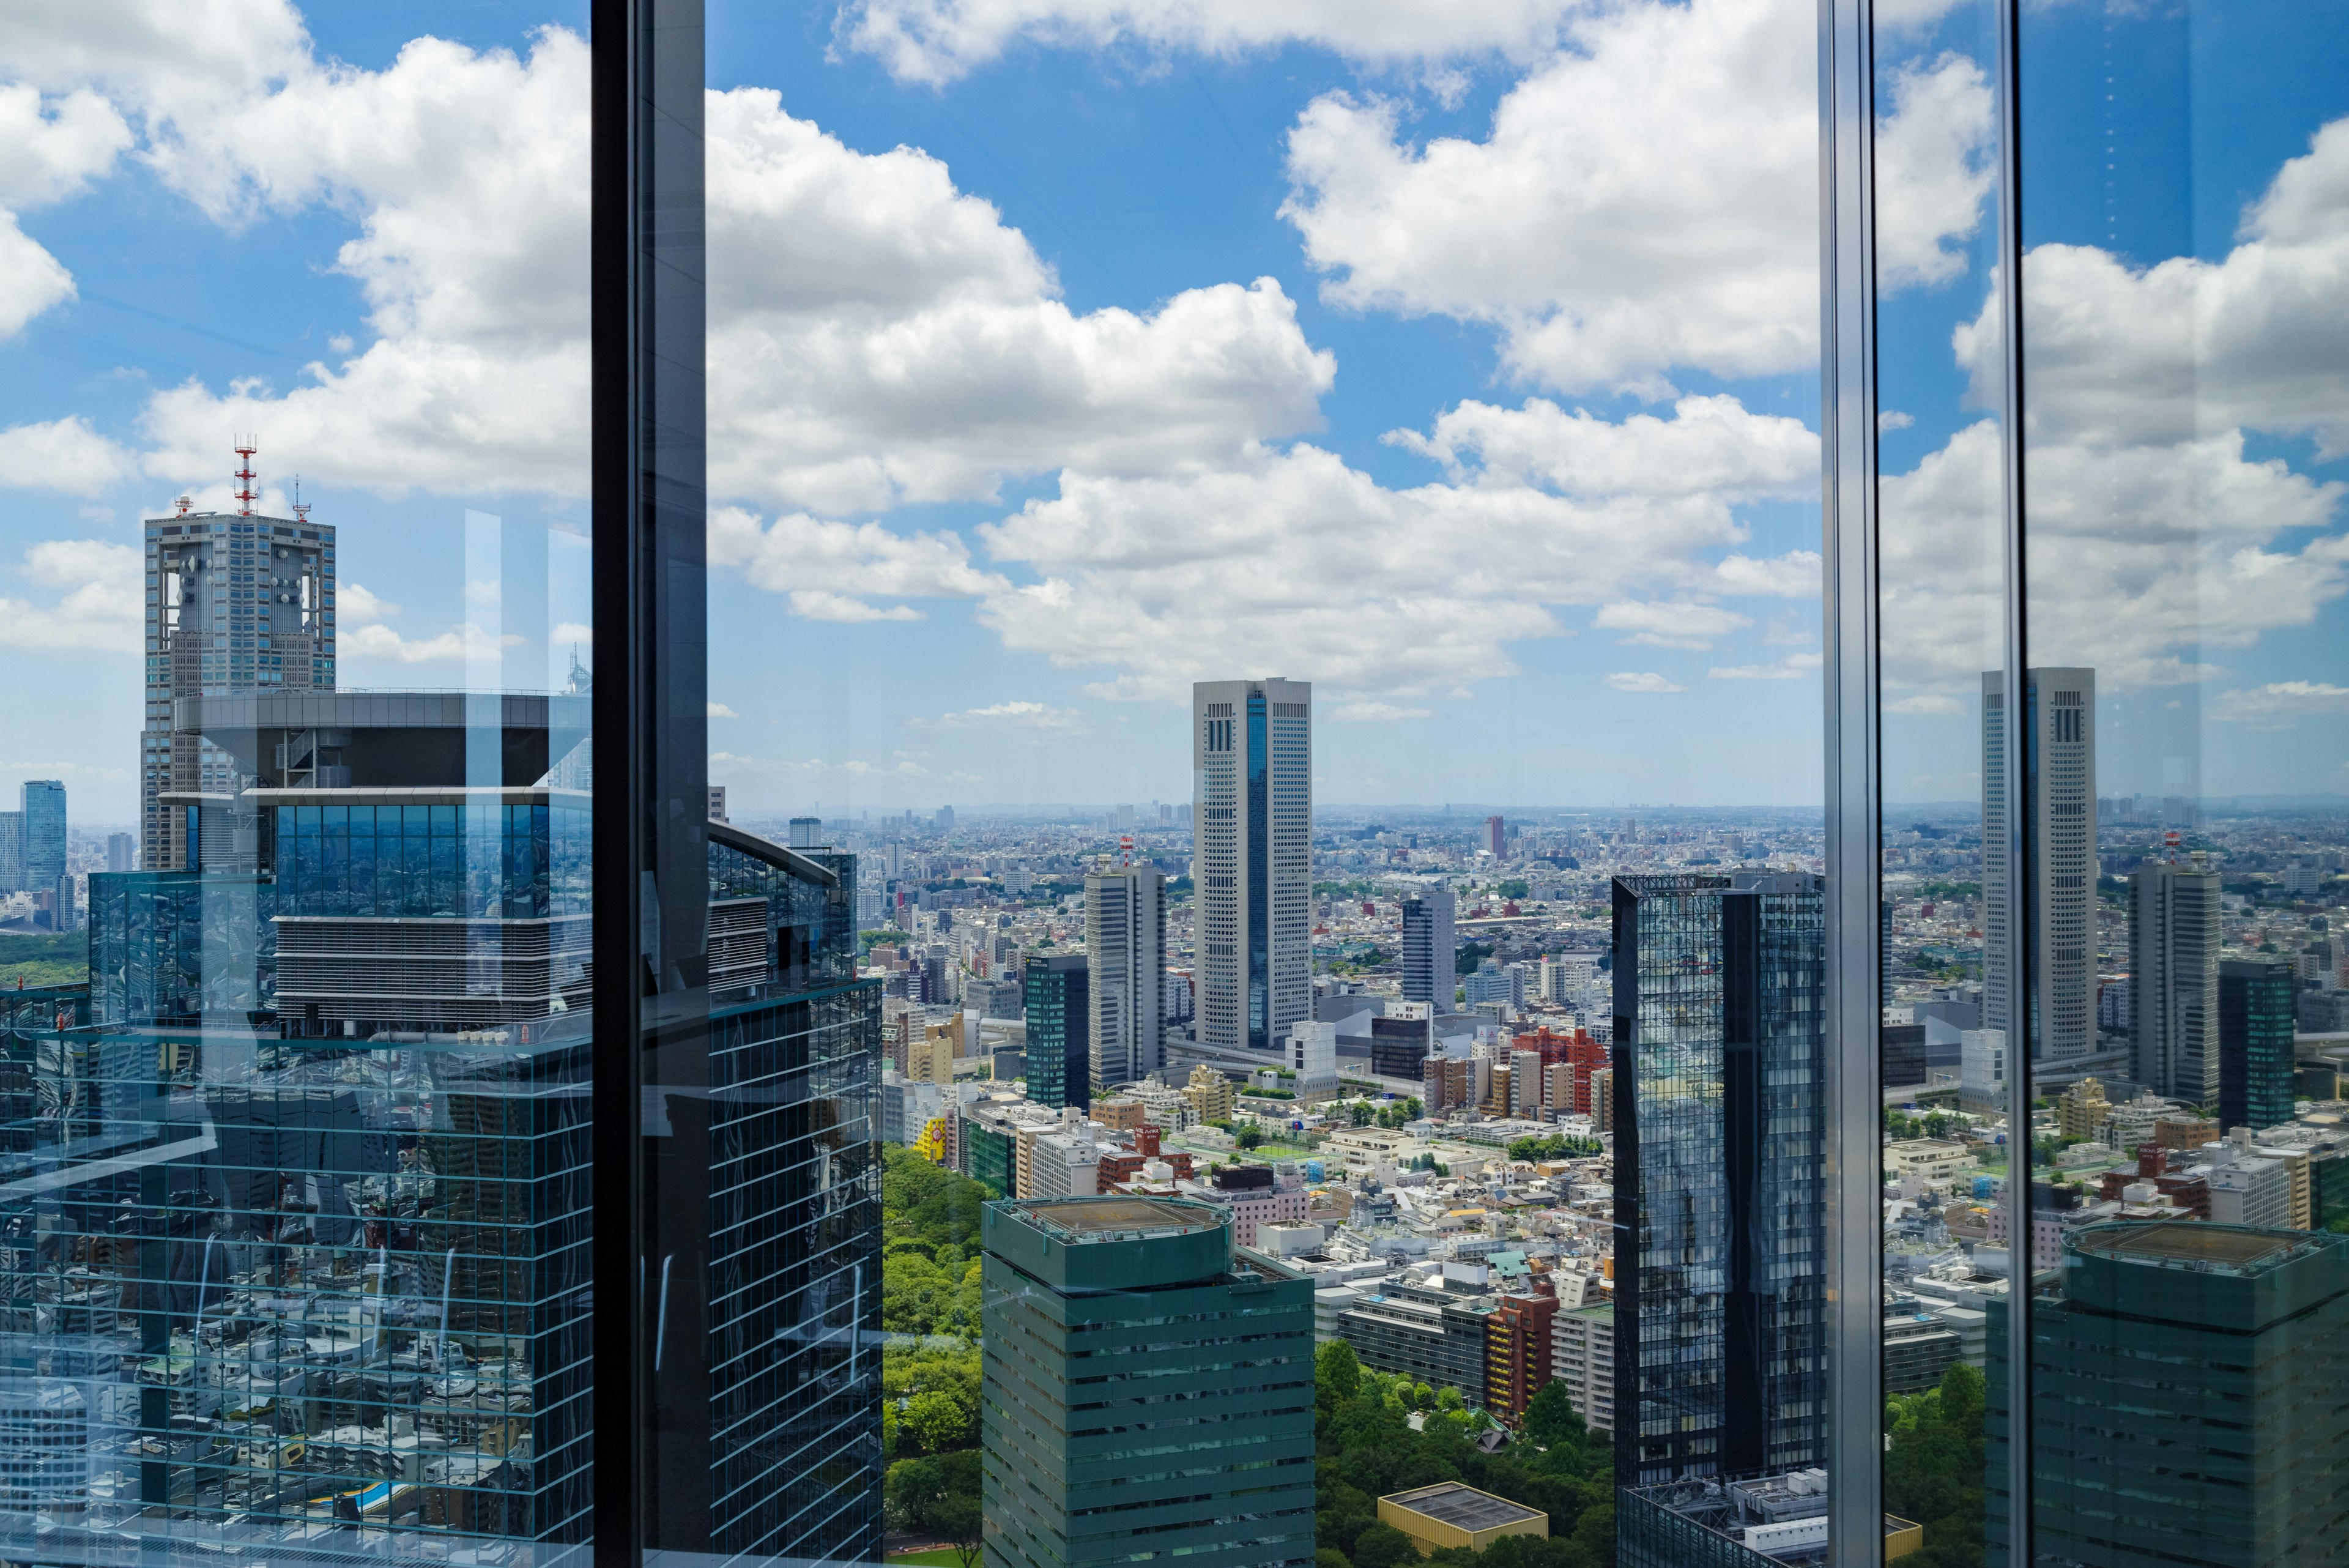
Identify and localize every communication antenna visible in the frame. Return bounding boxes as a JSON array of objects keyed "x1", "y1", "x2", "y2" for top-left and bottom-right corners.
[
  {"x1": 1120, "y1": 833, "x2": 1134, "y2": 868},
  {"x1": 175, "y1": 494, "x2": 193, "y2": 516},
  {"x1": 232, "y1": 437, "x2": 258, "y2": 516},
  {"x1": 292, "y1": 474, "x2": 311, "y2": 525}
]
